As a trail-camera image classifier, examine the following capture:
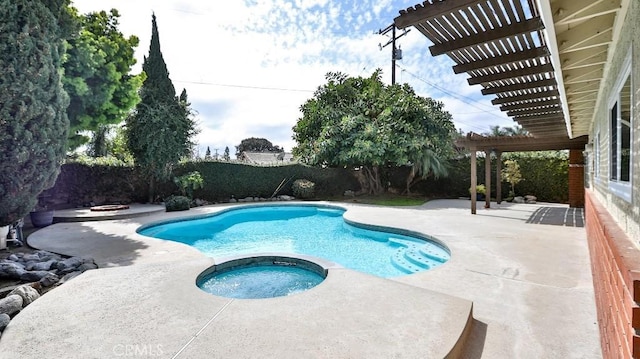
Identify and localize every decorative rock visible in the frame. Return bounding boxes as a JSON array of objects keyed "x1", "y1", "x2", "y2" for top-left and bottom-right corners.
[
  {"x1": 20, "y1": 271, "x2": 51, "y2": 282},
  {"x1": 34, "y1": 259, "x2": 58, "y2": 271},
  {"x1": 344, "y1": 190, "x2": 355, "y2": 197},
  {"x1": 279, "y1": 195, "x2": 294, "y2": 201},
  {"x1": 513, "y1": 196, "x2": 525, "y2": 203},
  {"x1": 243, "y1": 197, "x2": 254, "y2": 202},
  {"x1": 58, "y1": 271, "x2": 82, "y2": 285},
  {"x1": 7, "y1": 254, "x2": 19, "y2": 262},
  {"x1": 22, "y1": 253, "x2": 40, "y2": 262},
  {"x1": 524, "y1": 195, "x2": 537, "y2": 204},
  {"x1": 229, "y1": 198, "x2": 237, "y2": 203},
  {"x1": 56, "y1": 257, "x2": 83, "y2": 271},
  {"x1": 0, "y1": 295, "x2": 23, "y2": 316},
  {"x1": 78, "y1": 262, "x2": 98, "y2": 272},
  {"x1": 0, "y1": 263, "x2": 27, "y2": 279},
  {"x1": 36, "y1": 250, "x2": 62, "y2": 261},
  {"x1": 0, "y1": 313, "x2": 10, "y2": 331},
  {"x1": 9, "y1": 285, "x2": 40, "y2": 307},
  {"x1": 39, "y1": 273, "x2": 60, "y2": 287}
]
